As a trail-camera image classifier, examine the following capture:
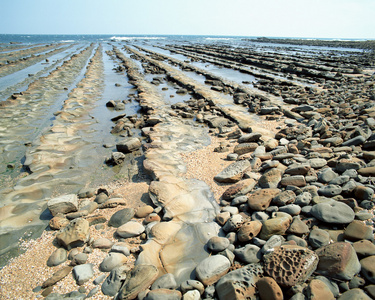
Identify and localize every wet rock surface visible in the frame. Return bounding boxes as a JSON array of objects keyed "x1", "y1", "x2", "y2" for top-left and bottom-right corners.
[{"x1": 1, "y1": 38, "x2": 375, "y2": 300}]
